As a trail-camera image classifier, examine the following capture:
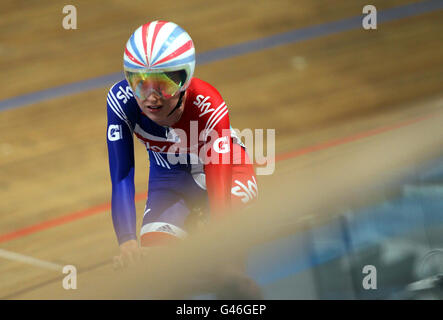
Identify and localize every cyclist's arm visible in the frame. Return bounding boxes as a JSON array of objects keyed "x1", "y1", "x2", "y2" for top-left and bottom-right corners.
[
  {"x1": 202, "y1": 101, "x2": 233, "y2": 218},
  {"x1": 106, "y1": 91, "x2": 137, "y2": 245}
]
